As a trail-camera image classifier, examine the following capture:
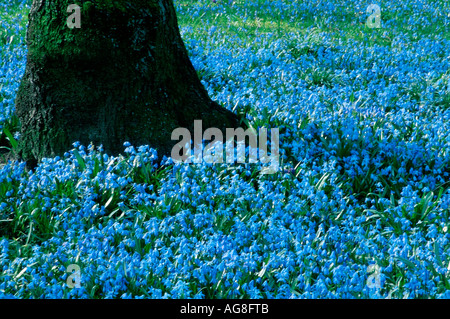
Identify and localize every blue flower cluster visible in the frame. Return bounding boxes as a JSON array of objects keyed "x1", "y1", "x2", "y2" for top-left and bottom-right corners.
[
  {"x1": 1, "y1": 0, "x2": 450, "y2": 298},
  {"x1": 0, "y1": 0, "x2": 28, "y2": 128}
]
